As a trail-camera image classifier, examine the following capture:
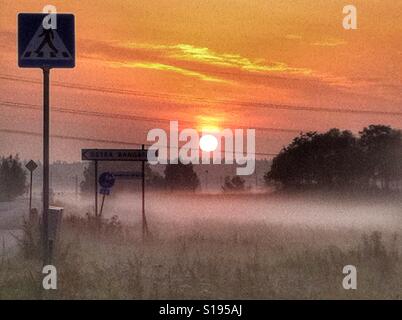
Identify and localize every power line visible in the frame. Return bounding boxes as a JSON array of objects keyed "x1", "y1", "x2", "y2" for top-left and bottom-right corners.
[
  {"x1": 0, "y1": 128, "x2": 143, "y2": 146},
  {"x1": 0, "y1": 74, "x2": 180, "y2": 101},
  {"x1": 0, "y1": 128, "x2": 278, "y2": 157},
  {"x1": 0, "y1": 100, "x2": 301, "y2": 134},
  {"x1": 1, "y1": 73, "x2": 401, "y2": 117}
]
